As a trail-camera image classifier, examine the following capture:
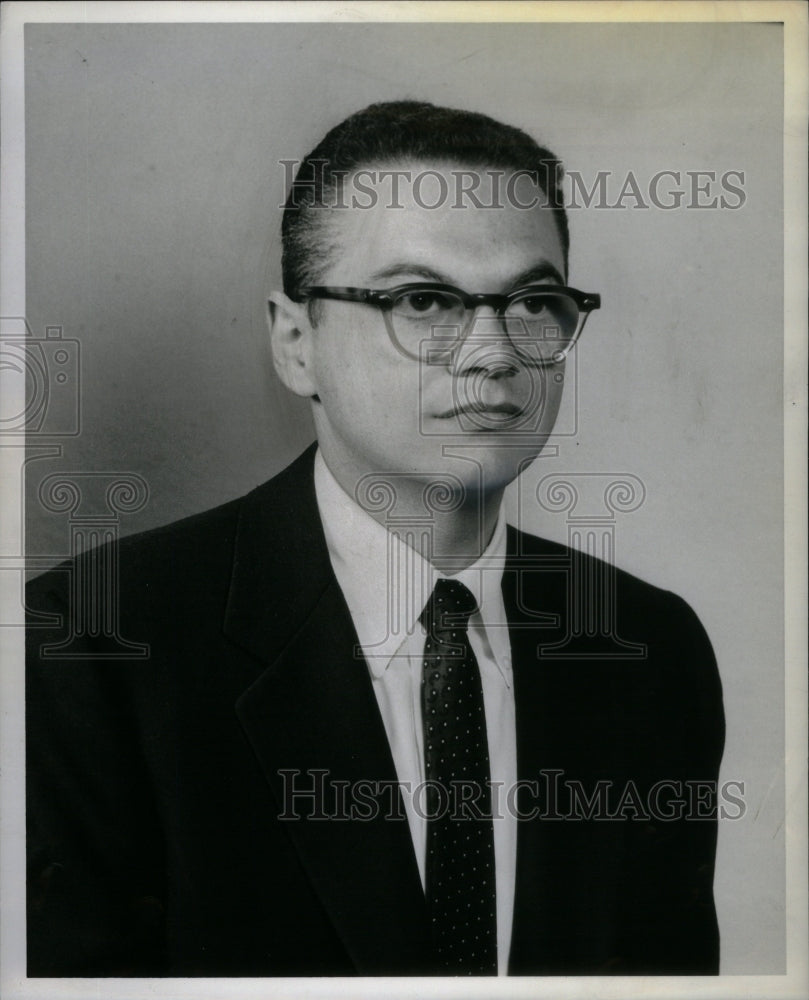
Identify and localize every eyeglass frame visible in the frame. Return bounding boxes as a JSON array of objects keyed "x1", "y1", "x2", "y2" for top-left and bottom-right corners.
[{"x1": 289, "y1": 282, "x2": 601, "y2": 365}]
